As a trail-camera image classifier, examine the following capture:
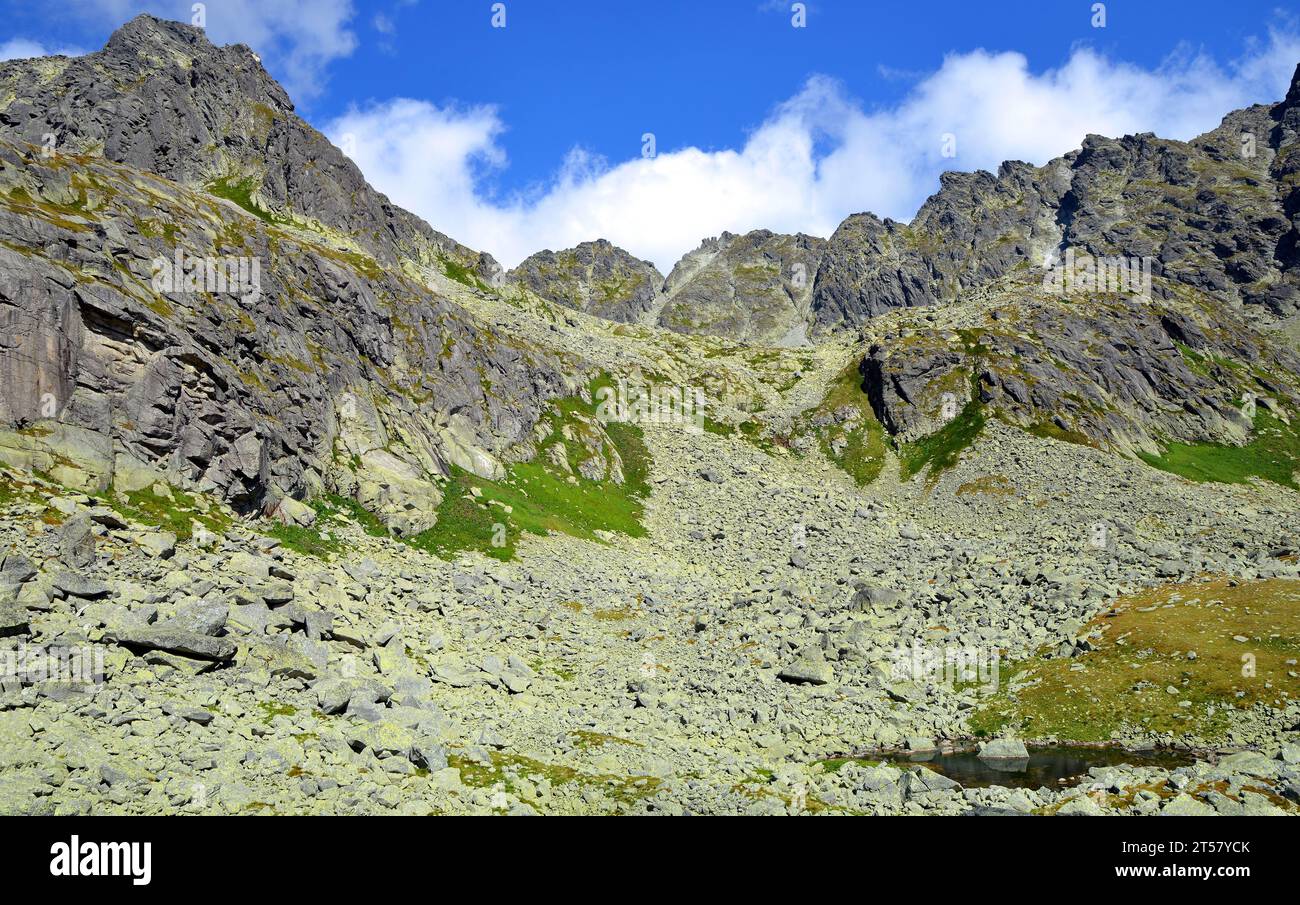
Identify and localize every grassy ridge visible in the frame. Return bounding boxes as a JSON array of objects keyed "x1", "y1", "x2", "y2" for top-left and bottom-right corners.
[{"x1": 970, "y1": 577, "x2": 1300, "y2": 741}]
